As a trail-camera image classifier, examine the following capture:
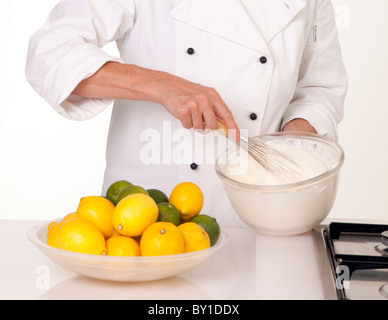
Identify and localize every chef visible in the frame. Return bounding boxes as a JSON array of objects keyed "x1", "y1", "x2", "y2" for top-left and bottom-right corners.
[{"x1": 25, "y1": 0, "x2": 347, "y2": 226}]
